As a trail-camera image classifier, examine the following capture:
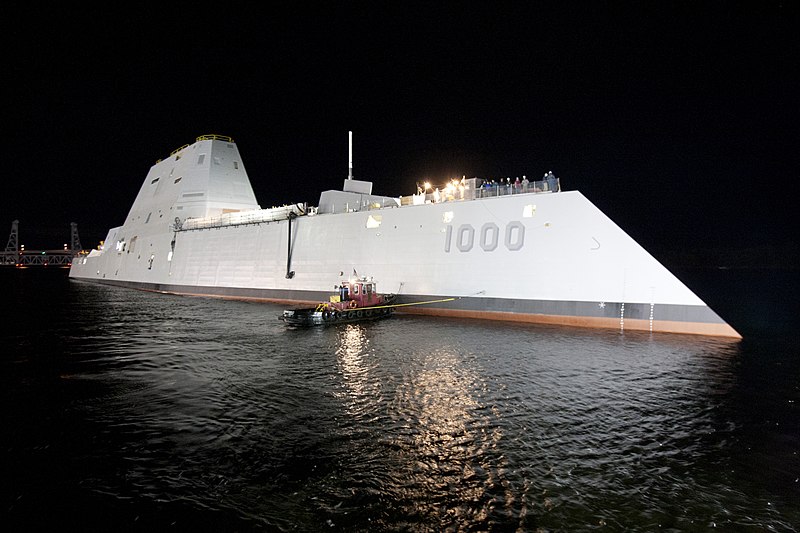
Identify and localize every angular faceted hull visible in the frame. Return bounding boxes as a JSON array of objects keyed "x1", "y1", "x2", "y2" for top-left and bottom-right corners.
[{"x1": 70, "y1": 136, "x2": 740, "y2": 338}]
